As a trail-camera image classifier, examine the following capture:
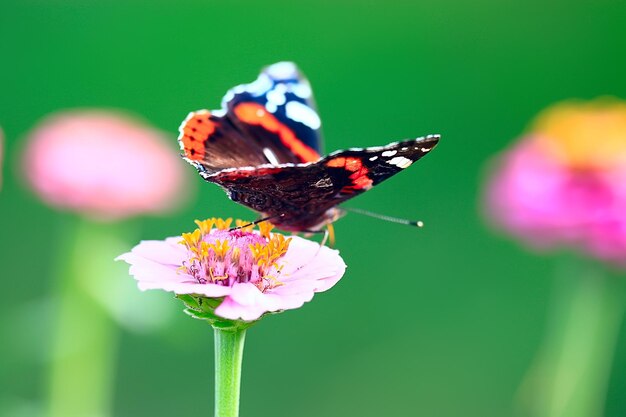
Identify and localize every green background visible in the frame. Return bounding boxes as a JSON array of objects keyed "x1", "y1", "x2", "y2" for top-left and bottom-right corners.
[{"x1": 2, "y1": 0, "x2": 626, "y2": 416}]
